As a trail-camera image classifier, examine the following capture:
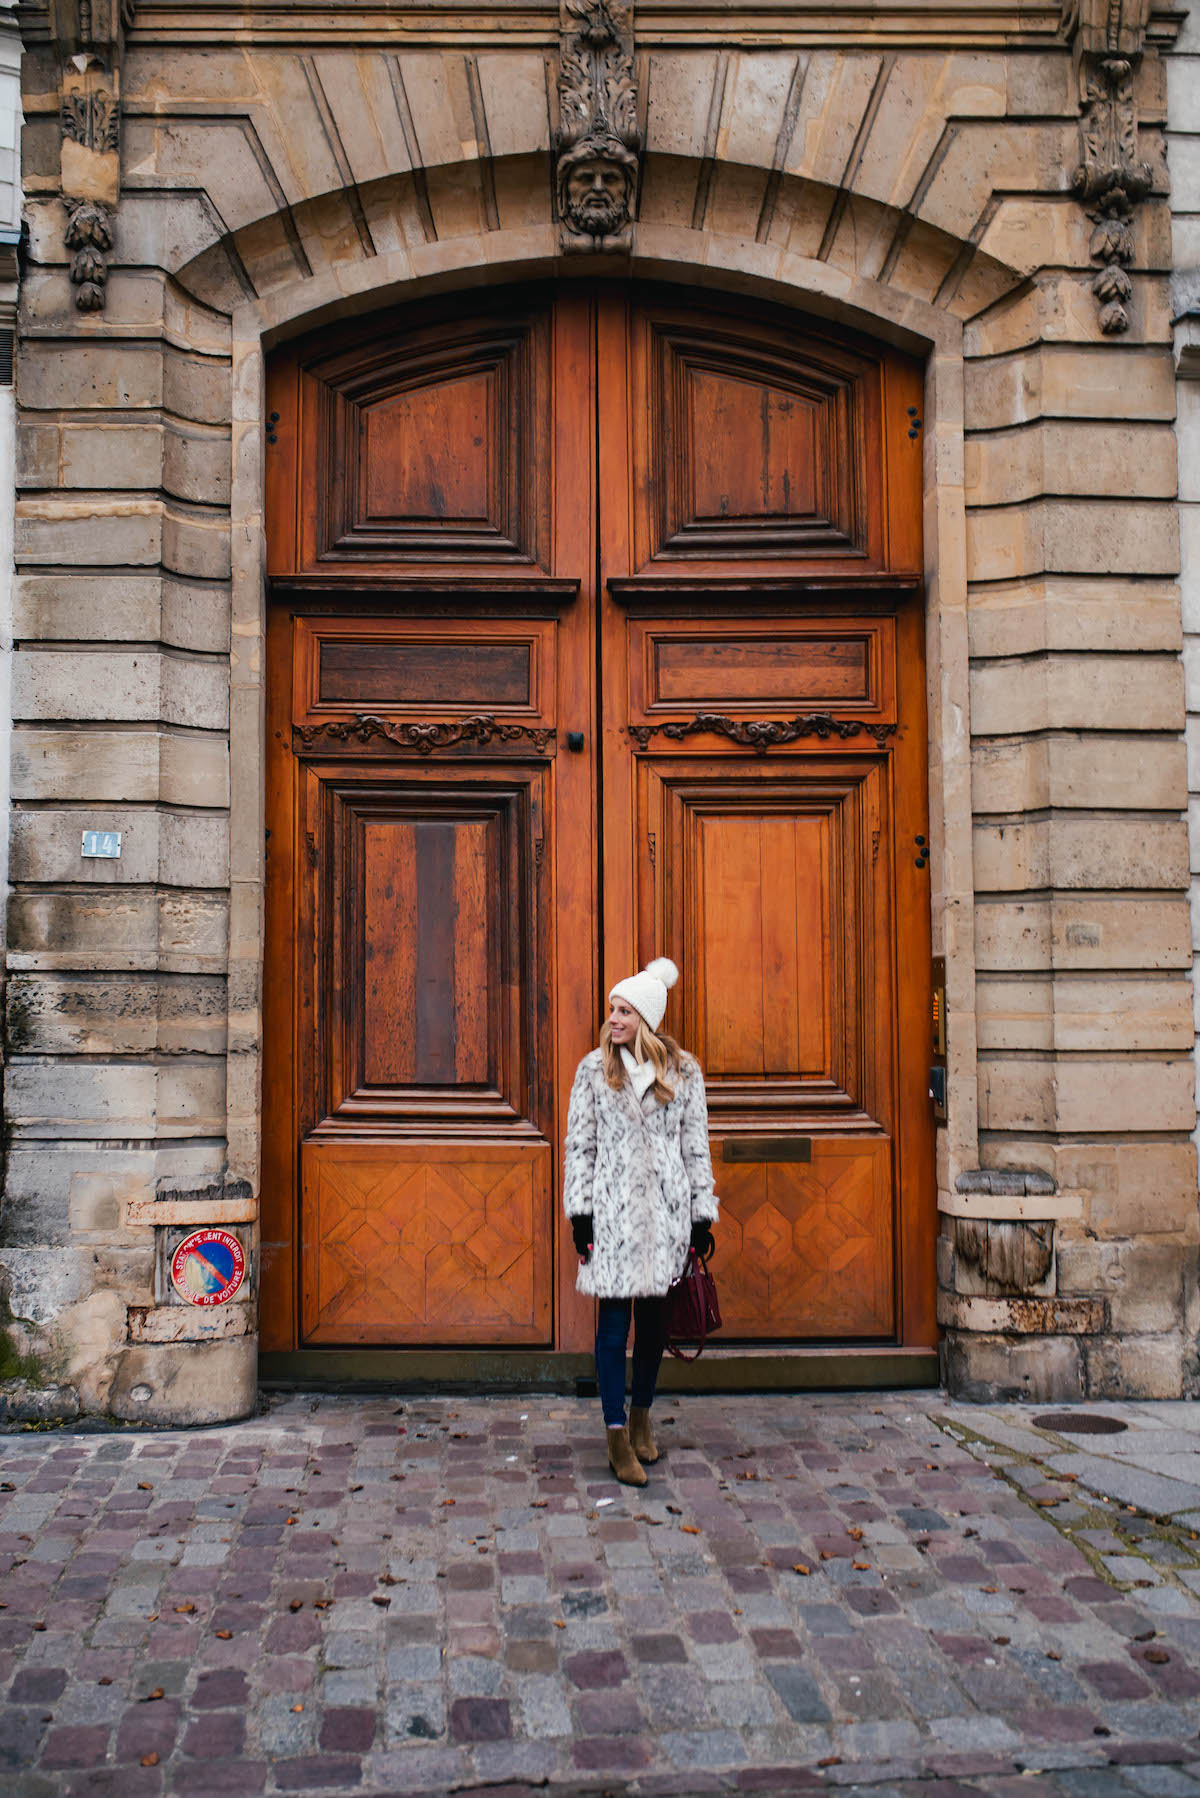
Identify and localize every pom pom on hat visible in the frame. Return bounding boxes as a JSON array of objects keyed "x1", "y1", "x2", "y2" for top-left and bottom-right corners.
[{"x1": 609, "y1": 957, "x2": 680, "y2": 1033}]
